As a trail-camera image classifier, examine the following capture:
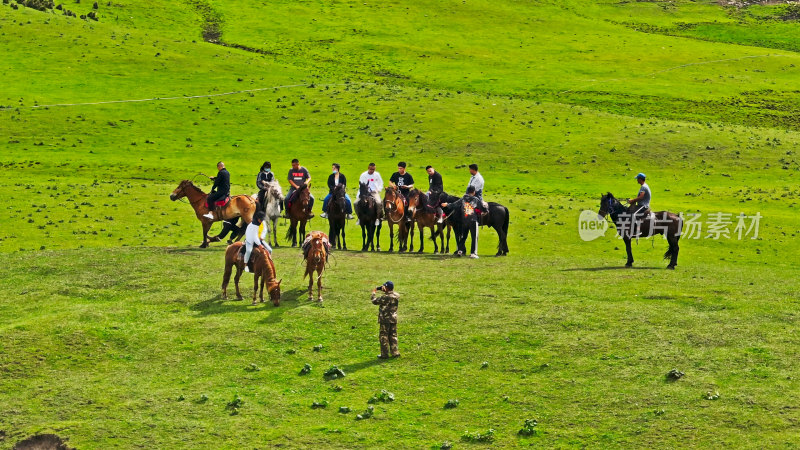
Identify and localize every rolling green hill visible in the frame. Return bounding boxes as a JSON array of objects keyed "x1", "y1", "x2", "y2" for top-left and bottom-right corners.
[{"x1": 1, "y1": 0, "x2": 799, "y2": 447}]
